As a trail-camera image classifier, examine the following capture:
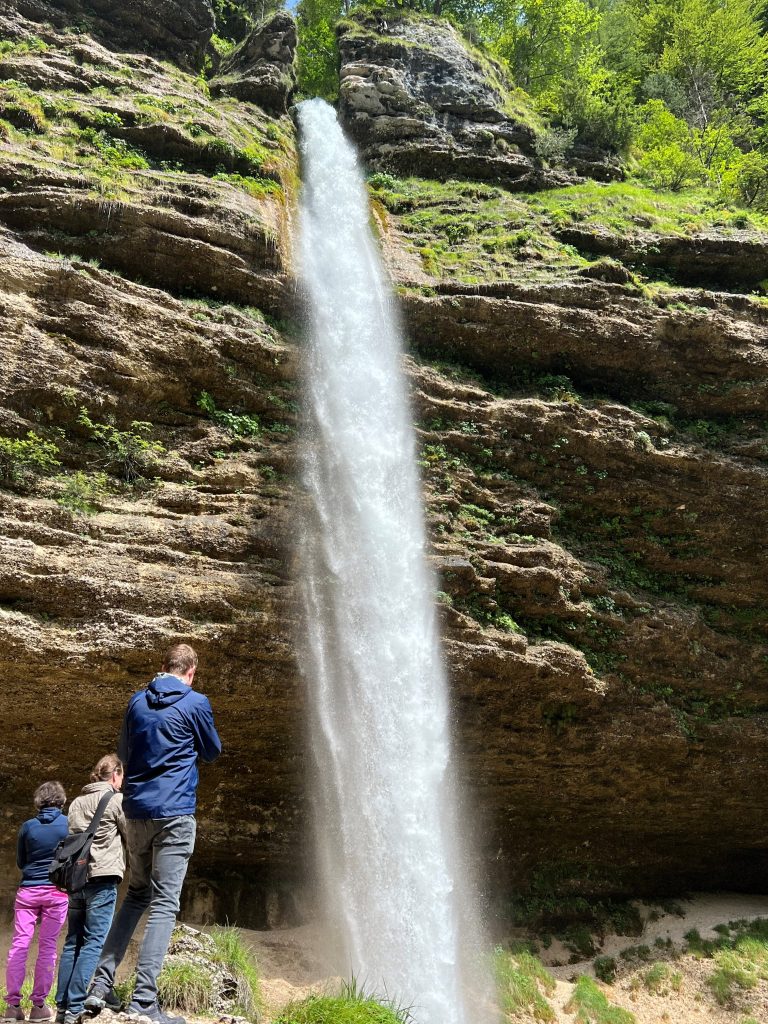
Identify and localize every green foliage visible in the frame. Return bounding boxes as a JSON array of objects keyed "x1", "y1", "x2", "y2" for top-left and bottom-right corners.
[
  {"x1": 593, "y1": 957, "x2": 617, "y2": 984},
  {"x1": 212, "y1": 0, "x2": 282, "y2": 43},
  {"x1": 683, "y1": 919, "x2": 768, "y2": 1006},
  {"x1": 493, "y1": 946, "x2": 556, "y2": 1021},
  {"x1": 0, "y1": 36, "x2": 48, "y2": 56},
  {"x1": 77, "y1": 408, "x2": 165, "y2": 482},
  {"x1": 273, "y1": 979, "x2": 410, "y2": 1024},
  {"x1": 56, "y1": 471, "x2": 111, "y2": 515},
  {"x1": 197, "y1": 391, "x2": 261, "y2": 437},
  {"x1": 564, "y1": 976, "x2": 636, "y2": 1024},
  {"x1": 296, "y1": 0, "x2": 342, "y2": 100},
  {"x1": 720, "y1": 151, "x2": 768, "y2": 210},
  {"x1": 157, "y1": 963, "x2": 215, "y2": 1015},
  {"x1": 642, "y1": 962, "x2": 680, "y2": 995},
  {"x1": 212, "y1": 171, "x2": 283, "y2": 198},
  {"x1": 0, "y1": 431, "x2": 60, "y2": 486},
  {"x1": 79, "y1": 127, "x2": 149, "y2": 170},
  {"x1": 480, "y1": 0, "x2": 599, "y2": 94}
]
